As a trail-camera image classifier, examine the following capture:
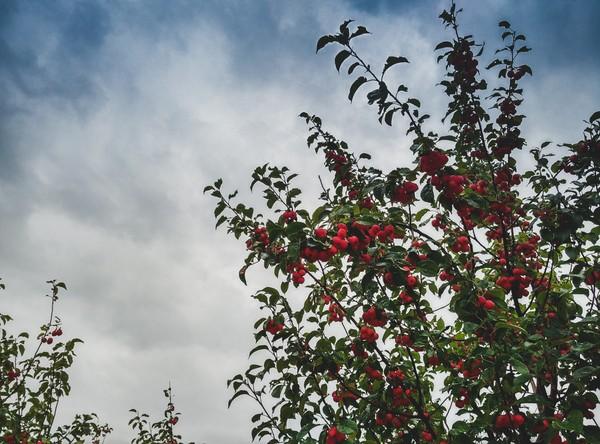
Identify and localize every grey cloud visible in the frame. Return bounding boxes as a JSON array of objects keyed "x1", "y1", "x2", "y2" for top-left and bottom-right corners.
[{"x1": 1, "y1": 1, "x2": 599, "y2": 443}]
